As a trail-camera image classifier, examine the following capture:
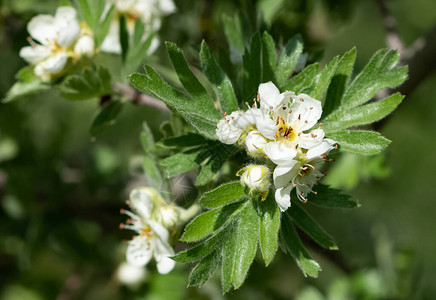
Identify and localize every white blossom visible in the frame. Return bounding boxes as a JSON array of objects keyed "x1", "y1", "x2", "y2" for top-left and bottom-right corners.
[
  {"x1": 101, "y1": 0, "x2": 176, "y2": 54},
  {"x1": 120, "y1": 188, "x2": 178, "y2": 274},
  {"x1": 19, "y1": 7, "x2": 94, "y2": 81},
  {"x1": 216, "y1": 81, "x2": 338, "y2": 211},
  {"x1": 216, "y1": 111, "x2": 244, "y2": 144},
  {"x1": 116, "y1": 262, "x2": 147, "y2": 286}
]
